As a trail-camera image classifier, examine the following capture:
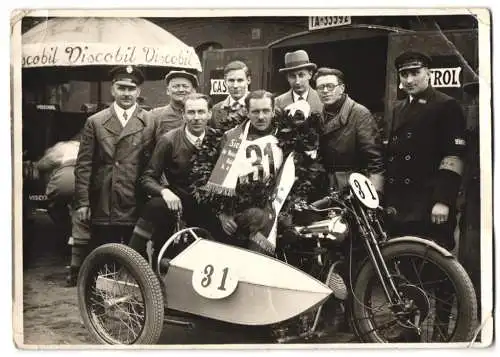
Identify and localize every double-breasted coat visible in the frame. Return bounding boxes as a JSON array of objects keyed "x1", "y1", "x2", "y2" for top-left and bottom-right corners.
[
  {"x1": 74, "y1": 105, "x2": 157, "y2": 226},
  {"x1": 385, "y1": 86, "x2": 467, "y2": 225}
]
